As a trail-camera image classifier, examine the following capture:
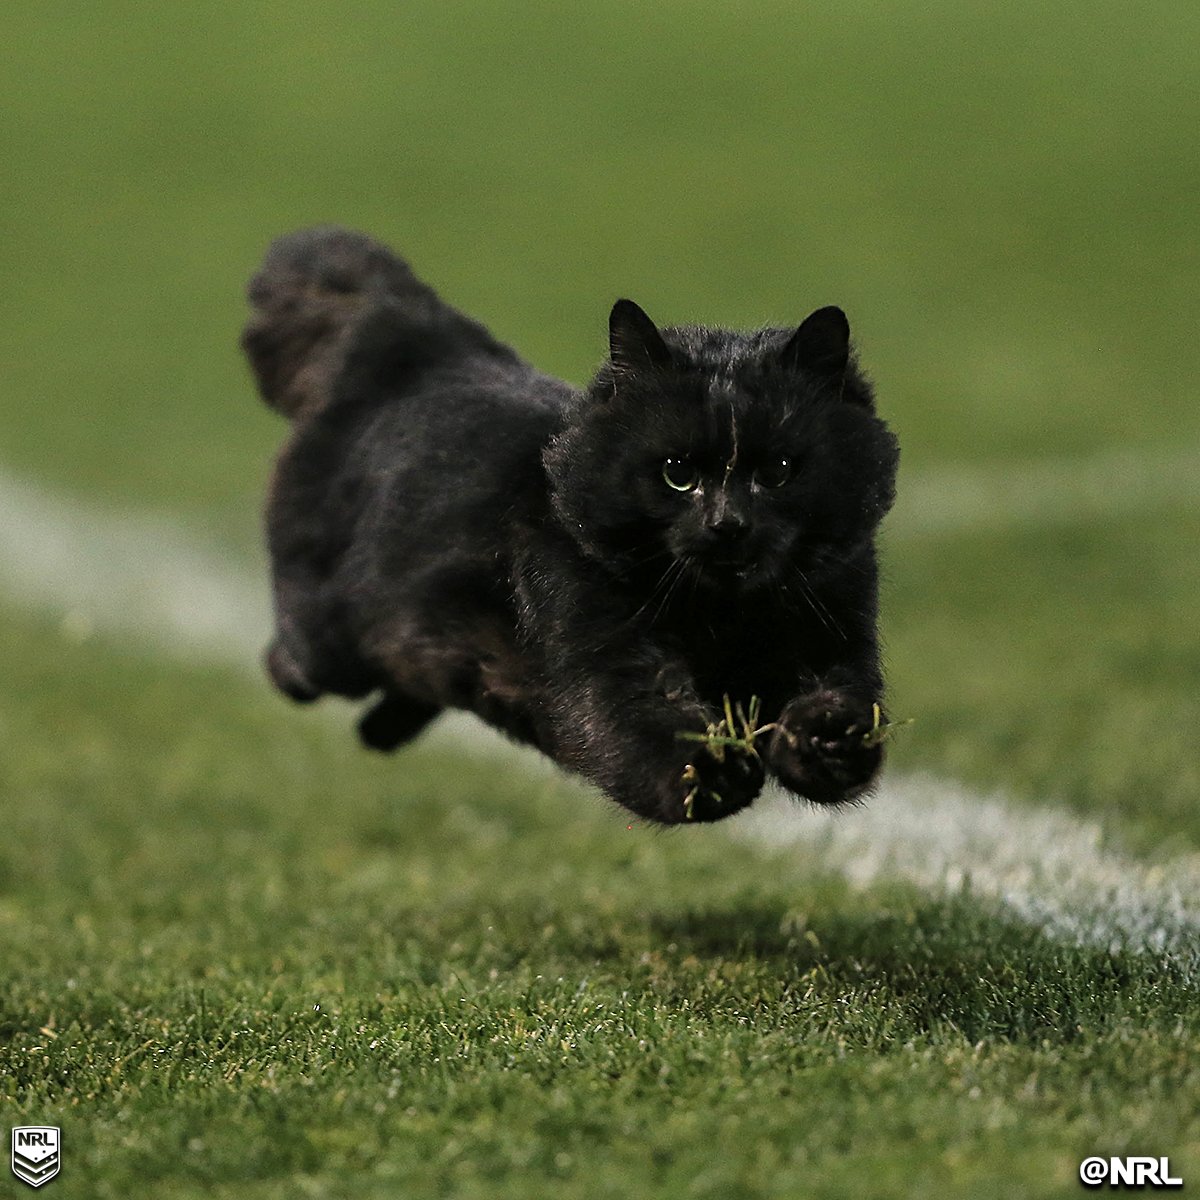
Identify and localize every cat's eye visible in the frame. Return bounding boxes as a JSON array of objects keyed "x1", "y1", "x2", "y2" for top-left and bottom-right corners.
[
  {"x1": 754, "y1": 458, "x2": 792, "y2": 489},
  {"x1": 662, "y1": 457, "x2": 699, "y2": 492}
]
